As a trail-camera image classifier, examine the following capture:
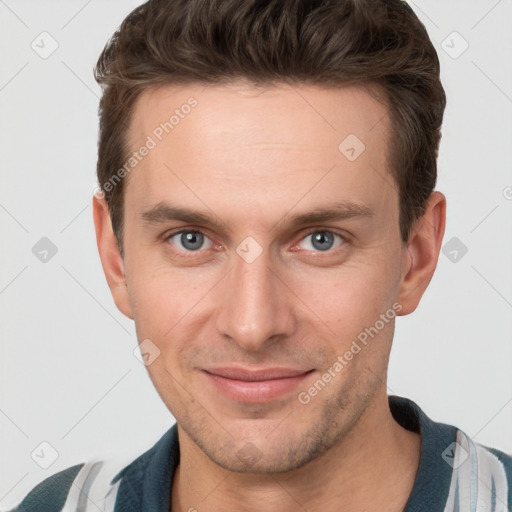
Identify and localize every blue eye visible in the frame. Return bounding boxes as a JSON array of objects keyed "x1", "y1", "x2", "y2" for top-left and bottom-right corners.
[
  {"x1": 299, "y1": 231, "x2": 344, "y2": 252},
  {"x1": 166, "y1": 229, "x2": 345, "y2": 256},
  {"x1": 168, "y1": 230, "x2": 213, "y2": 252}
]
